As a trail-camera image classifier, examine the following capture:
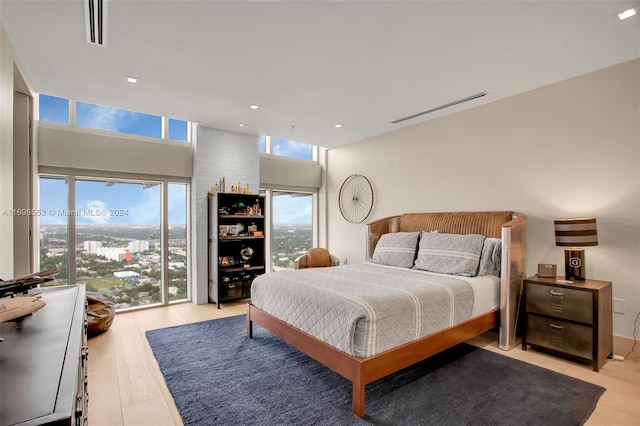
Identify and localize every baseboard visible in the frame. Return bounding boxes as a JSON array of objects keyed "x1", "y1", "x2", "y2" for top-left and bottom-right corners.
[{"x1": 613, "y1": 335, "x2": 640, "y2": 362}]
